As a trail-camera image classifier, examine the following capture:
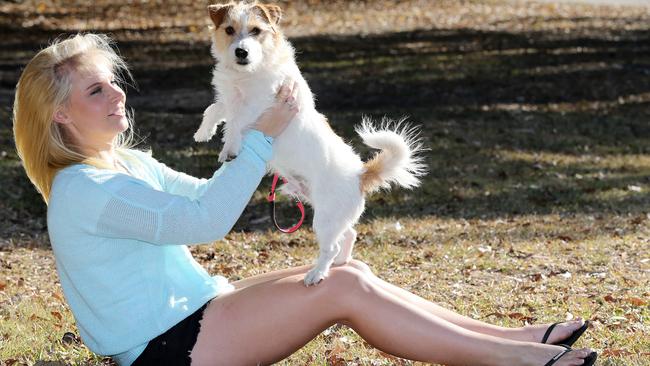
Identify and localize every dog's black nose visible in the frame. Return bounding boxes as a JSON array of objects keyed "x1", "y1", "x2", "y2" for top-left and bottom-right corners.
[{"x1": 235, "y1": 48, "x2": 248, "y2": 59}]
